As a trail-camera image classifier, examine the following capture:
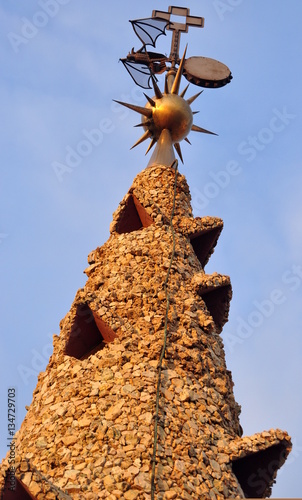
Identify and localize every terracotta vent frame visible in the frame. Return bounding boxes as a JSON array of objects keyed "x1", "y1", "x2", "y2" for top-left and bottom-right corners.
[
  {"x1": 2, "y1": 475, "x2": 37, "y2": 499},
  {"x1": 115, "y1": 194, "x2": 154, "y2": 234},
  {"x1": 64, "y1": 303, "x2": 117, "y2": 360}
]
